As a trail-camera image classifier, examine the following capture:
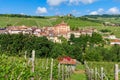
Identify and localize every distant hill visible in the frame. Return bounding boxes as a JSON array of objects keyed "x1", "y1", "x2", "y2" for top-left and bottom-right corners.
[
  {"x1": 82, "y1": 14, "x2": 120, "y2": 24},
  {"x1": 0, "y1": 14, "x2": 45, "y2": 18},
  {"x1": 83, "y1": 14, "x2": 120, "y2": 18}
]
